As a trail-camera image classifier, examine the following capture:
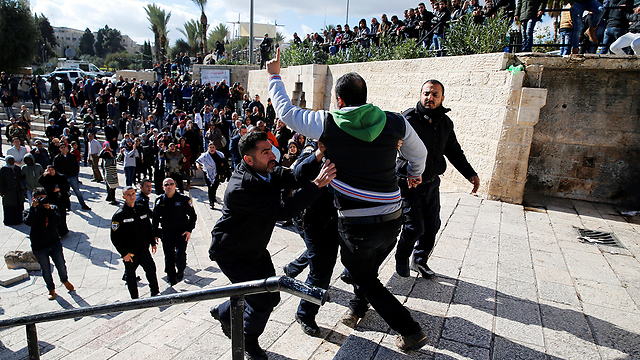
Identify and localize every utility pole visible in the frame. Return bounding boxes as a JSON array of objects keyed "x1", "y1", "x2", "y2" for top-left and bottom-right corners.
[
  {"x1": 345, "y1": 0, "x2": 349, "y2": 26},
  {"x1": 249, "y1": 0, "x2": 254, "y2": 65}
]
